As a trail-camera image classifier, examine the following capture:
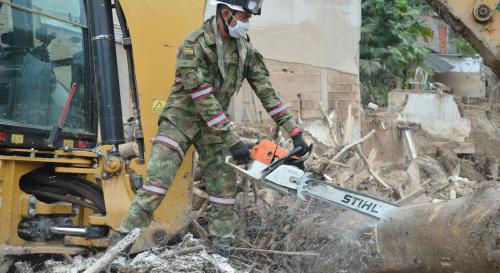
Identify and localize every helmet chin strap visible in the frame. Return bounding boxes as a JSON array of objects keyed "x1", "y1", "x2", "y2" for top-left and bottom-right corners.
[{"x1": 220, "y1": 9, "x2": 235, "y2": 36}]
